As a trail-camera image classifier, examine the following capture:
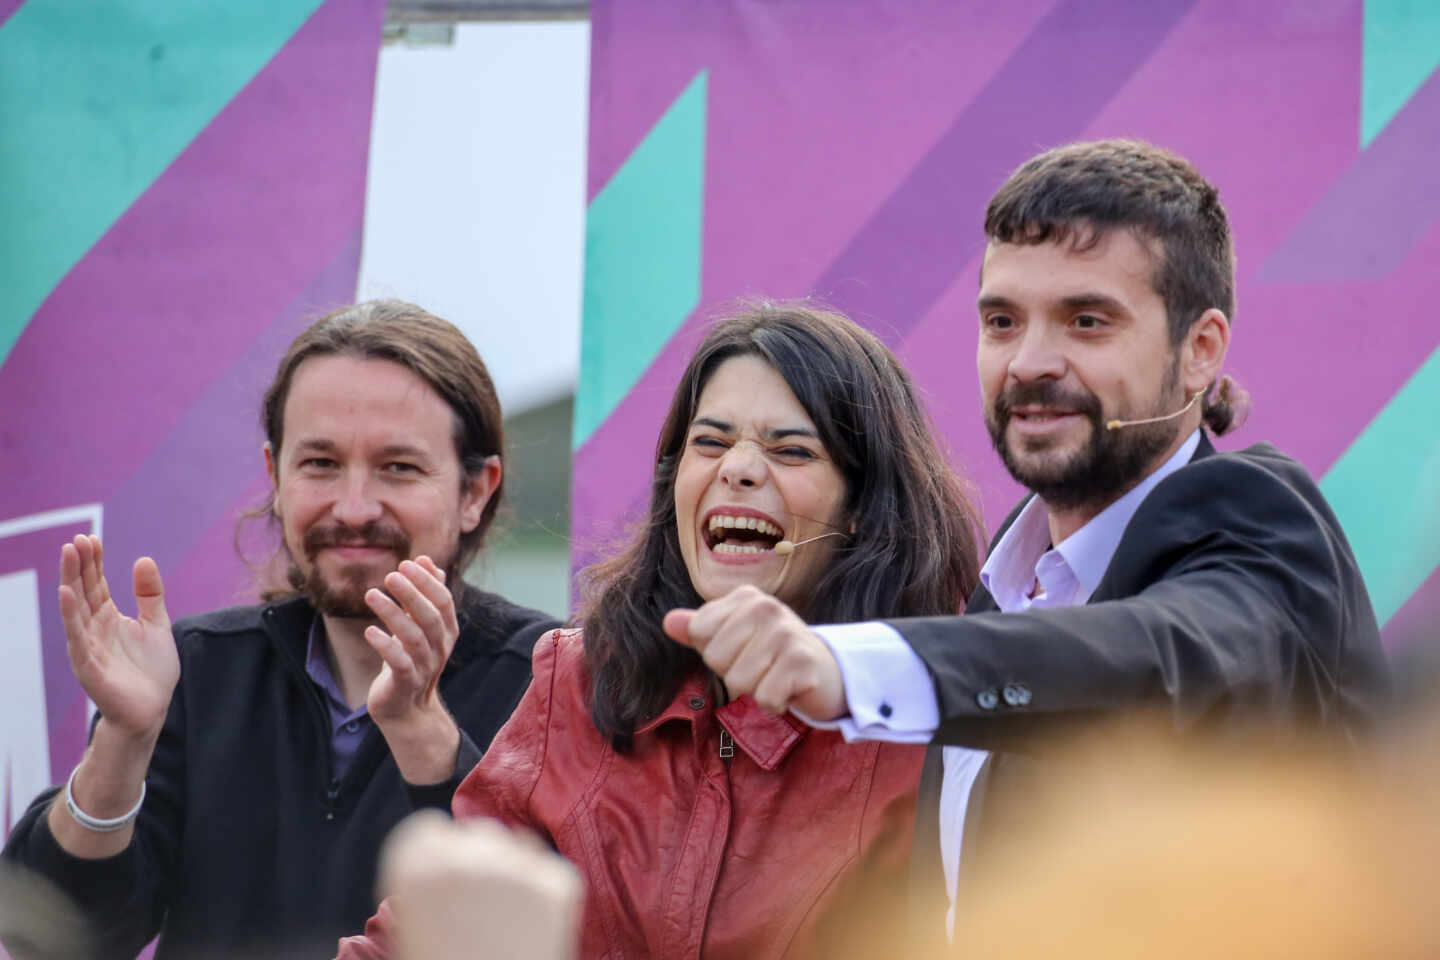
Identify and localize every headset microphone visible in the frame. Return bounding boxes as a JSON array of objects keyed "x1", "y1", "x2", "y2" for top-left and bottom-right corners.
[
  {"x1": 774, "y1": 531, "x2": 845, "y2": 556},
  {"x1": 1105, "y1": 389, "x2": 1205, "y2": 431}
]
